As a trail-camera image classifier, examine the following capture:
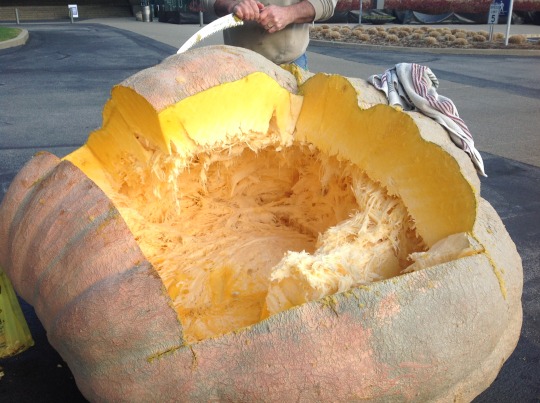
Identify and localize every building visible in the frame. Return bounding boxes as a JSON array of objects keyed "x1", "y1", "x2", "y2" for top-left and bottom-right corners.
[
  {"x1": 1, "y1": 0, "x2": 539, "y2": 24},
  {"x1": 0, "y1": 1, "x2": 132, "y2": 22}
]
